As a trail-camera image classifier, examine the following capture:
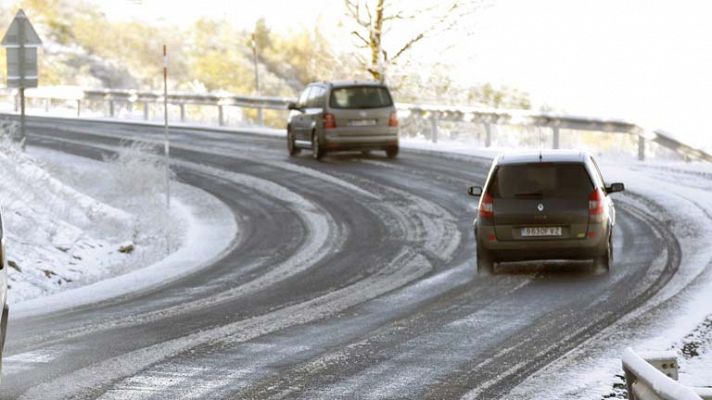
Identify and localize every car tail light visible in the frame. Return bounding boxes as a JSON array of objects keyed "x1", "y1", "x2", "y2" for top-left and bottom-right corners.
[
  {"x1": 588, "y1": 188, "x2": 604, "y2": 222},
  {"x1": 388, "y1": 112, "x2": 398, "y2": 127},
  {"x1": 323, "y1": 113, "x2": 336, "y2": 129},
  {"x1": 479, "y1": 191, "x2": 494, "y2": 219}
]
